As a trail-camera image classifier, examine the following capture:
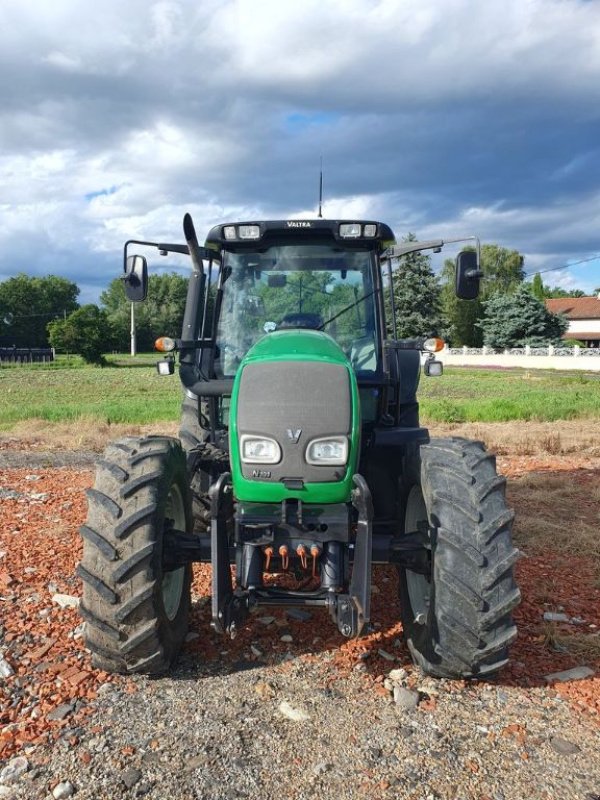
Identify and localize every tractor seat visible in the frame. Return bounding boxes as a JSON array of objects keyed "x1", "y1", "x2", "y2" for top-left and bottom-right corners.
[{"x1": 278, "y1": 312, "x2": 323, "y2": 330}]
